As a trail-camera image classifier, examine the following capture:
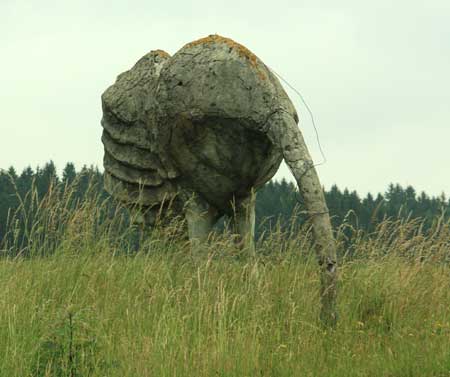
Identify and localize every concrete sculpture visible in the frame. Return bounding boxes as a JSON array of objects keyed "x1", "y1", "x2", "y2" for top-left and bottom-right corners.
[{"x1": 101, "y1": 35, "x2": 337, "y2": 324}]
